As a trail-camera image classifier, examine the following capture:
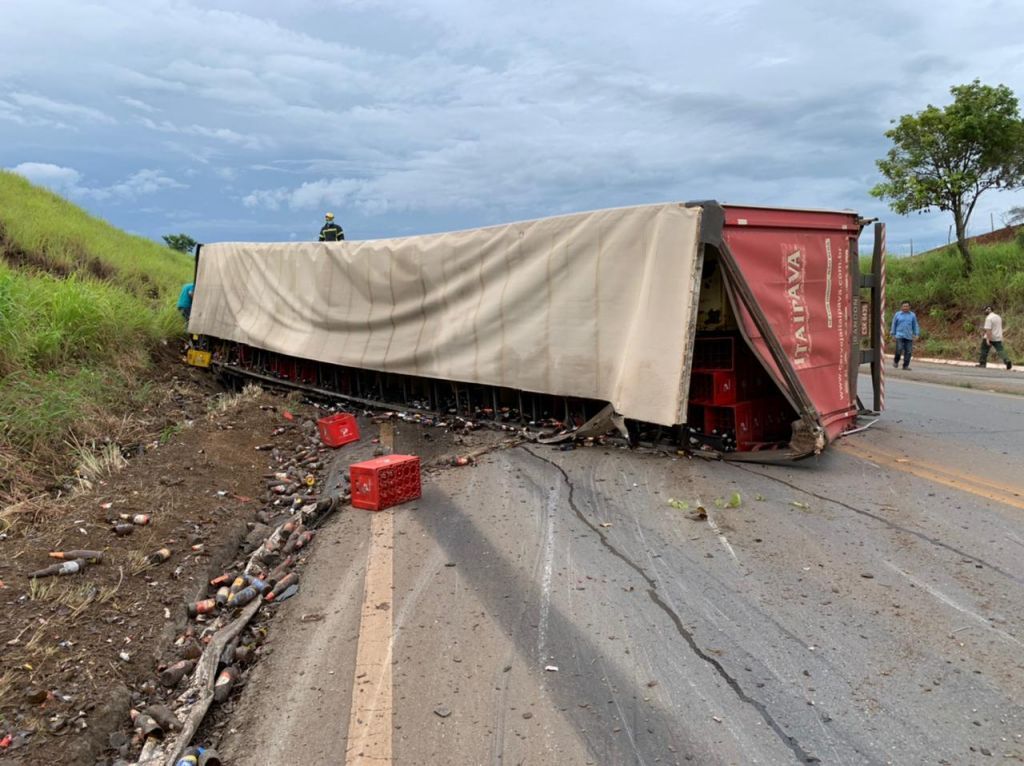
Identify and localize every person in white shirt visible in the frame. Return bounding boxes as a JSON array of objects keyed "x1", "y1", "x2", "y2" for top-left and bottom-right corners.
[{"x1": 977, "y1": 305, "x2": 1012, "y2": 369}]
